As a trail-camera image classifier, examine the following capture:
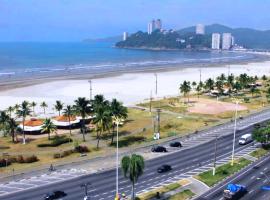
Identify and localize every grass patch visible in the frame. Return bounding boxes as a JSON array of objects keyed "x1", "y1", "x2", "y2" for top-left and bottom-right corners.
[
  {"x1": 195, "y1": 158, "x2": 251, "y2": 187},
  {"x1": 138, "y1": 182, "x2": 181, "y2": 200},
  {"x1": 37, "y1": 136, "x2": 72, "y2": 147},
  {"x1": 167, "y1": 189, "x2": 195, "y2": 200},
  {"x1": 110, "y1": 136, "x2": 146, "y2": 148},
  {"x1": 250, "y1": 148, "x2": 269, "y2": 158}
]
